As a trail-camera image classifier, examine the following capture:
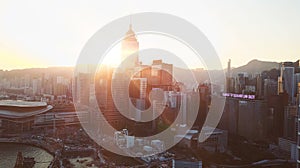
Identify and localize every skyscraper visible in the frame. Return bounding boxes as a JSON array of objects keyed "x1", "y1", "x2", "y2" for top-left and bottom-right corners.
[
  {"x1": 121, "y1": 24, "x2": 139, "y2": 69},
  {"x1": 227, "y1": 59, "x2": 231, "y2": 78},
  {"x1": 294, "y1": 73, "x2": 300, "y2": 96},
  {"x1": 279, "y1": 63, "x2": 295, "y2": 104},
  {"x1": 74, "y1": 73, "x2": 90, "y2": 106},
  {"x1": 150, "y1": 60, "x2": 173, "y2": 90},
  {"x1": 297, "y1": 83, "x2": 300, "y2": 168}
]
